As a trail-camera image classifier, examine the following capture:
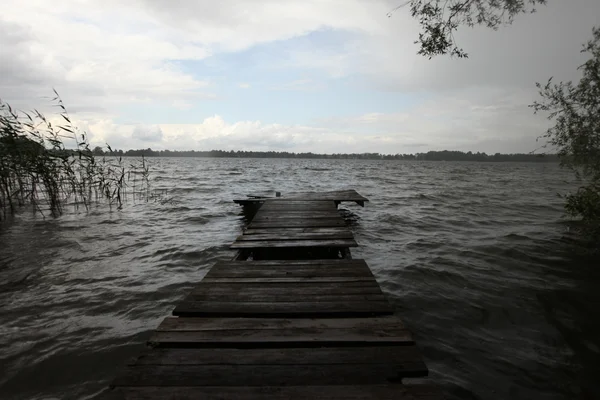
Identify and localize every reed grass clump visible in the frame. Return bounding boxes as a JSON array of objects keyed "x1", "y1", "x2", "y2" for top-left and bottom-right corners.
[{"x1": 0, "y1": 92, "x2": 150, "y2": 220}]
